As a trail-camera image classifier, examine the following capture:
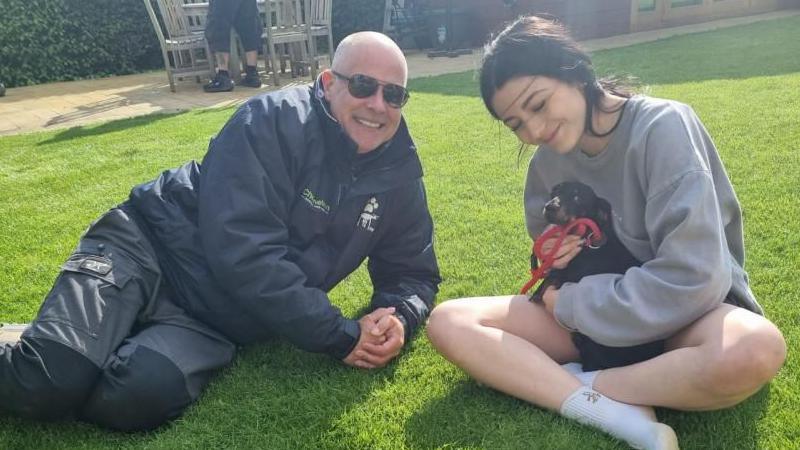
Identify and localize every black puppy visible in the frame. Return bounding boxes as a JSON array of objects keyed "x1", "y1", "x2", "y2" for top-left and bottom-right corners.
[{"x1": 530, "y1": 181, "x2": 664, "y2": 371}]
